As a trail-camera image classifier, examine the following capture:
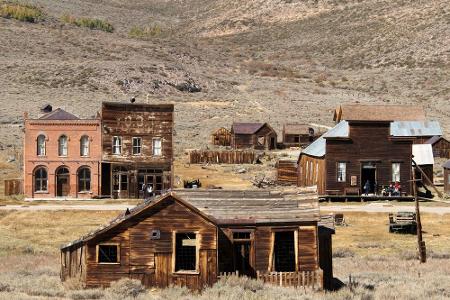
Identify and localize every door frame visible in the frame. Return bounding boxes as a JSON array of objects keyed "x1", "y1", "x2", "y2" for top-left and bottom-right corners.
[
  {"x1": 360, "y1": 162, "x2": 377, "y2": 194},
  {"x1": 231, "y1": 229, "x2": 255, "y2": 277},
  {"x1": 55, "y1": 166, "x2": 70, "y2": 197}
]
